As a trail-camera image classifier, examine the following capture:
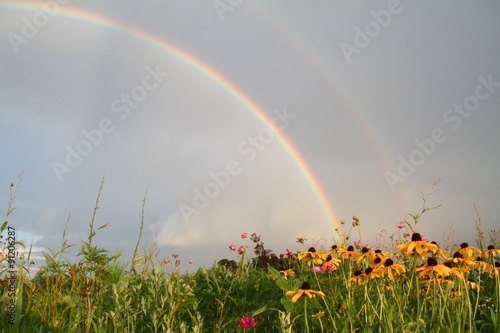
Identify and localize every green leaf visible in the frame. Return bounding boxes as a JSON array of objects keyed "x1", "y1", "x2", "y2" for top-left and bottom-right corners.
[{"x1": 250, "y1": 305, "x2": 267, "y2": 317}]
